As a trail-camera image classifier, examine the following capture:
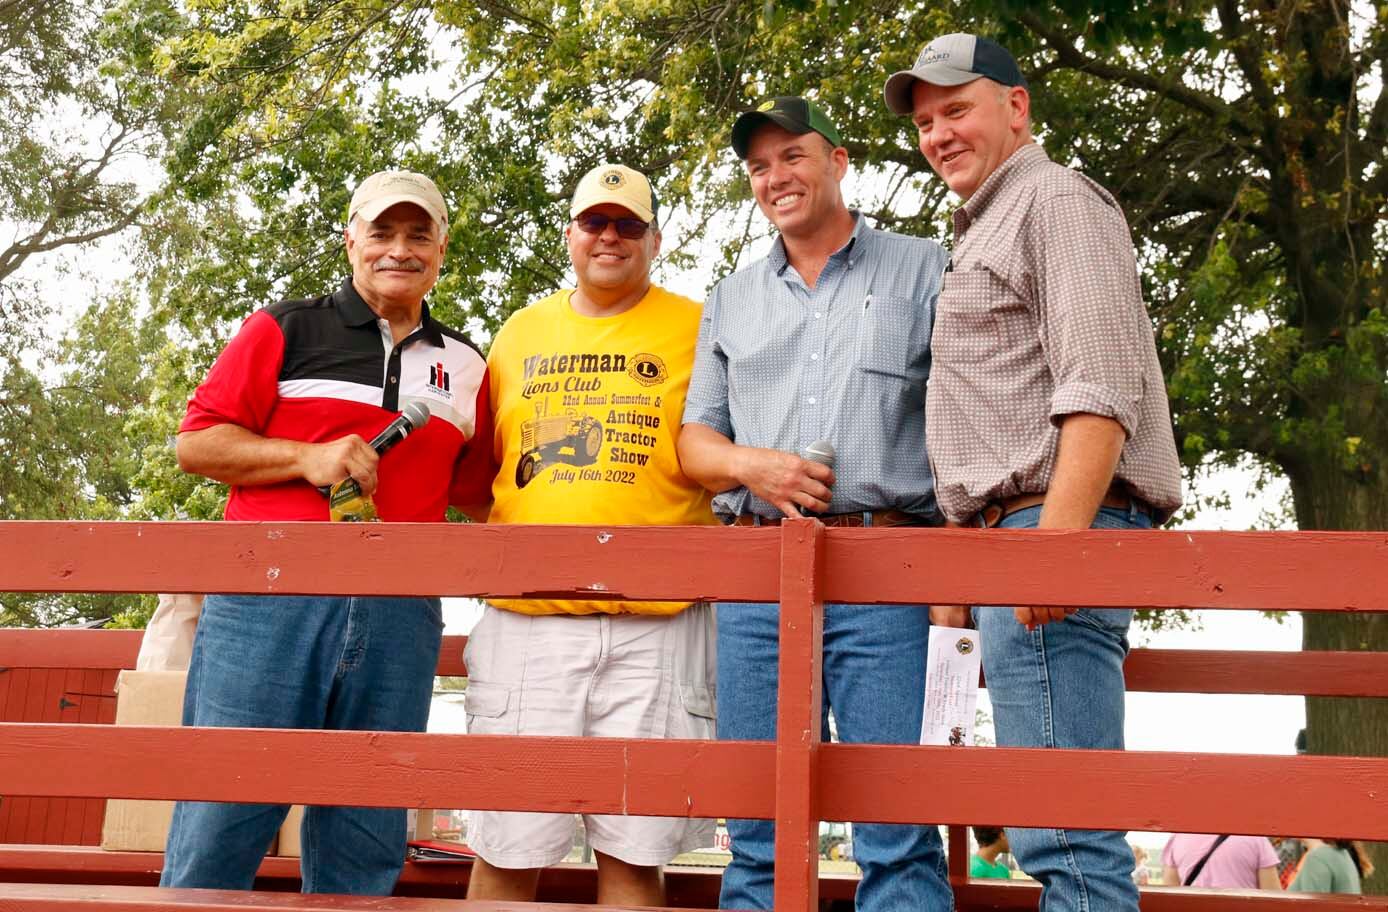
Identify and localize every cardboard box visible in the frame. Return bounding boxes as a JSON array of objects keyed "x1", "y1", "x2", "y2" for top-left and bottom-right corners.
[
  {"x1": 100, "y1": 670, "x2": 188, "y2": 851},
  {"x1": 100, "y1": 670, "x2": 279, "y2": 854},
  {"x1": 277, "y1": 805, "x2": 436, "y2": 857},
  {"x1": 277, "y1": 804, "x2": 306, "y2": 857},
  {"x1": 100, "y1": 670, "x2": 426, "y2": 859}
]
